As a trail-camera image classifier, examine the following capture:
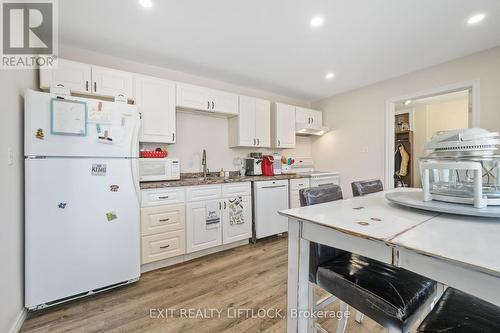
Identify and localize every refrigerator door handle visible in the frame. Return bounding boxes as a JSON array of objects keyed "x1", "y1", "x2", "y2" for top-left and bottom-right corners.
[{"x1": 131, "y1": 114, "x2": 142, "y2": 204}]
